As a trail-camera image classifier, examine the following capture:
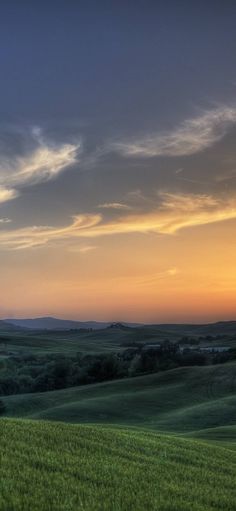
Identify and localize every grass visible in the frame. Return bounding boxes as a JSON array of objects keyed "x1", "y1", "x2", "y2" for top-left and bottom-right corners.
[
  {"x1": 0, "y1": 326, "x2": 158, "y2": 355},
  {"x1": 1, "y1": 418, "x2": 236, "y2": 511},
  {"x1": 0, "y1": 327, "x2": 131, "y2": 355},
  {"x1": 1, "y1": 352, "x2": 236, "y2": 509},
  {"x1": 1, "y1": 323, "x2": 235, "y2": 356},
  {"x1": 1, "y1": 303, "x2": 236, "y2": 510},
  {"x1": 3, "y1": 363, "x2": 236, "y2": 440},
  {"x1": 187, "y1": 425, "x2": 236, "y2": 450}
]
